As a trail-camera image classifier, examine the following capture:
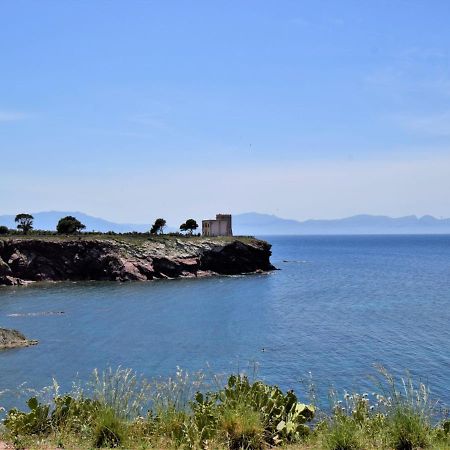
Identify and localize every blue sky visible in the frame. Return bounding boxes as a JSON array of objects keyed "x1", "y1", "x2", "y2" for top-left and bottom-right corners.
[{"x1": 1, "y1": 0, "x2": 450, "y2": 225}]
